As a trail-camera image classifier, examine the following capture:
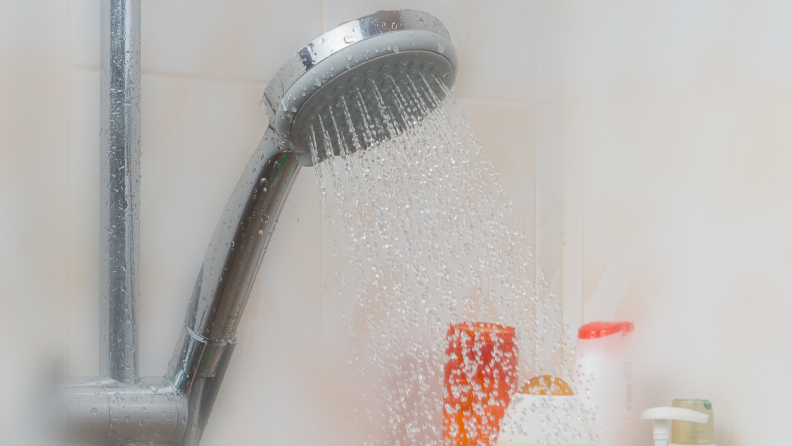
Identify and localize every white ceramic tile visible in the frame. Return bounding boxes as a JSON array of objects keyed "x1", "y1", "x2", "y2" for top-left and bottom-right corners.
[
  {"x1": 456, "y1": 99, "x2": 536, "y2": 238},
  {"x1": 452, "y1": 0, "x2": 537, "y2": 104},
  {"x1": 553, "y1": 4, "x2": 792, "y2": 441},
  {"x1": 68, "y1": 68, "x2": 102, "y2": 377},
  {"x1": 534, "y1": 104, "x2": 566, "y2": 376},
  {"x1": 142, "y1": 0, "x2": 322, "y2": 81},
  {"x1": 71, "y1": 0, "x2": 323, "y2": 81},
  {"x1": 0, "y1": 61, "x2": 69, "y2": 446},
  {"x1": 0, "y1": 3, "x2": 69, "y2": 441},
  {"x1": 0, "y1": 69, "x2": 69, "y2": 341},
  {"x1": 747, "y1": 1, "x2": 792, "y2": 84},
  {"x1": 70, "y1": 0, "x2": 100, "y2": 68},
  {"x1": 0, "y1": 0, "x2": 69, "y2": 64},
  {"x1": 452, "y1": 100, "x2": 563, "y2": 376},
  {"x1": 536, "y1": 1, "x2": 751, "y2": 103},
  {"x1": 559, "y1": 107, "x2": 584, "y2": 360},
  {"x1": 576, "y1": 91, "x2": 792, "y2": 444}
]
